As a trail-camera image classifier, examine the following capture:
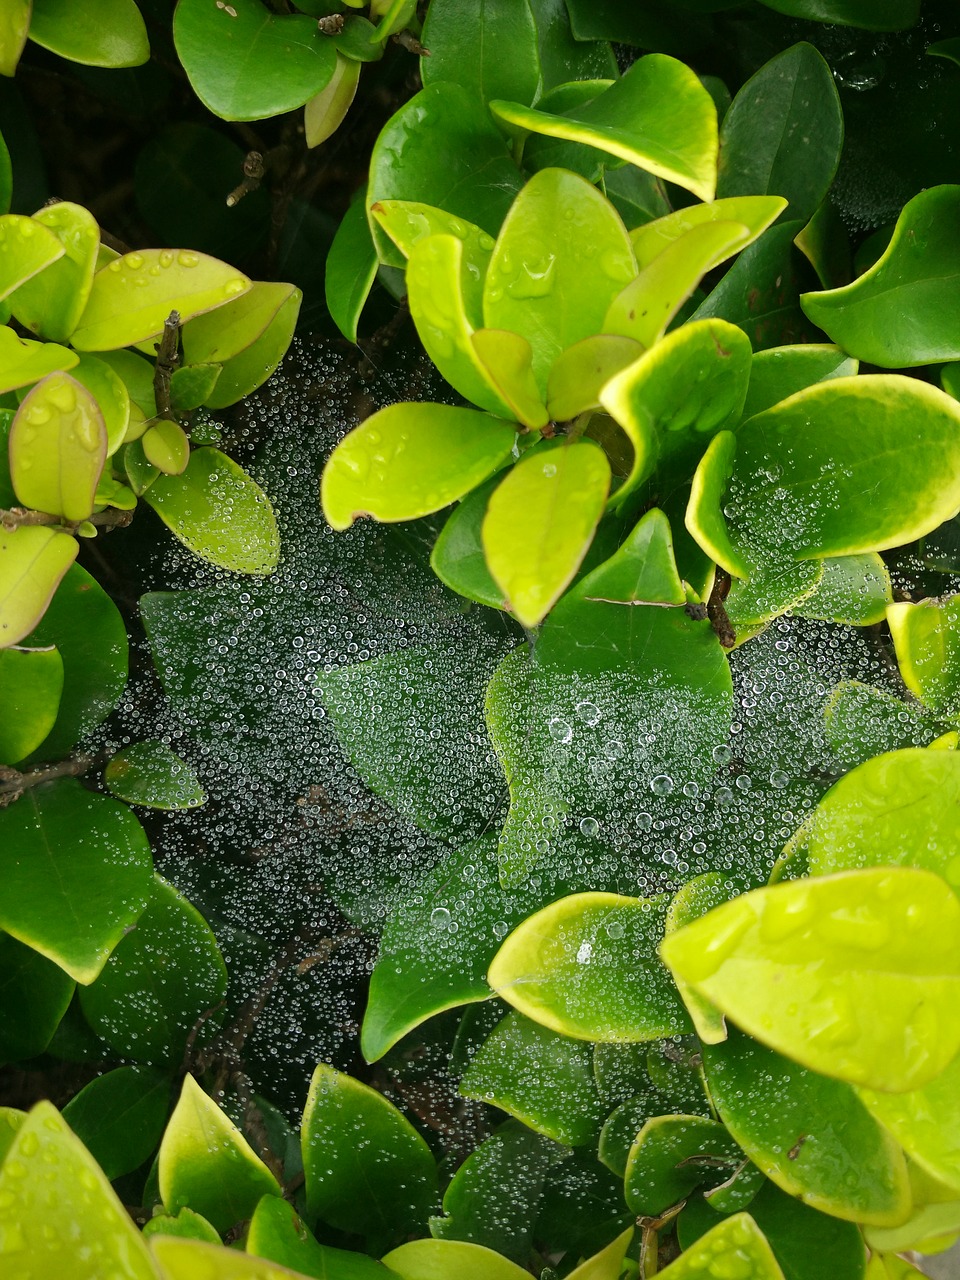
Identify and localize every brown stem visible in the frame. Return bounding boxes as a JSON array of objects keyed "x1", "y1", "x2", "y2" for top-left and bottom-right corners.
[
  {"x1": 0, "y1": 507, "x2": 134, "y2": 532},
  {"x1": 707, "y1": 568, "x2": 736, "y2": 649},
  {"x1": 226, "y1": 150, "x2": 266, "y2": 208},
  {"x1": 152, "y1": 310, "x2": 181, "y2": 420},
  {"x1": 0, "y1": 754, "x2": 97, "y2": 806}
]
